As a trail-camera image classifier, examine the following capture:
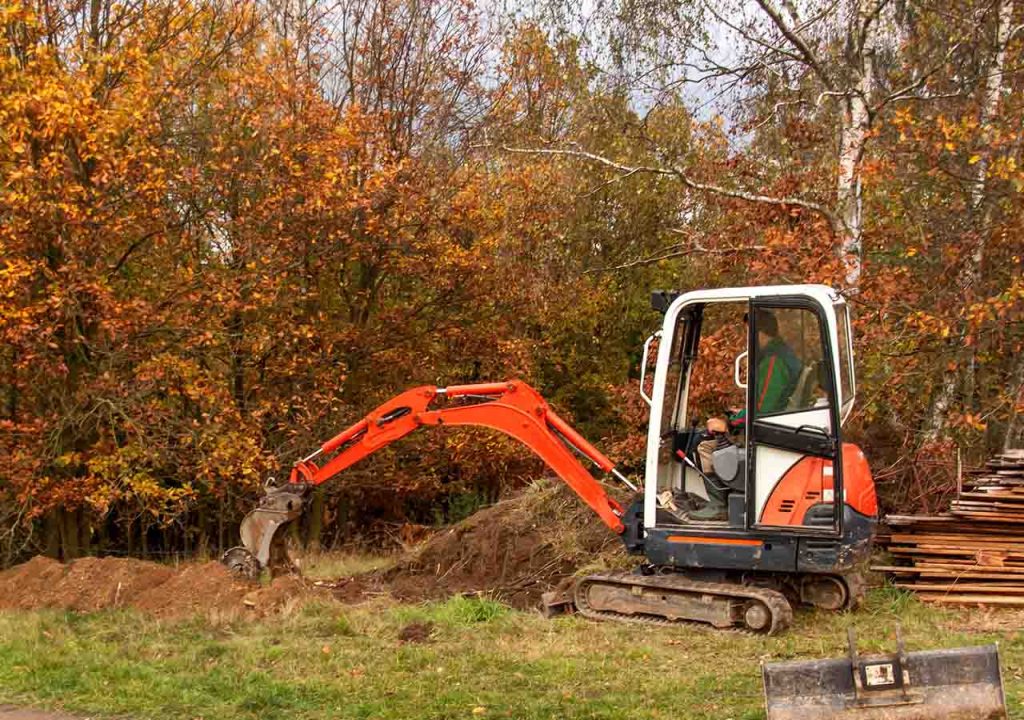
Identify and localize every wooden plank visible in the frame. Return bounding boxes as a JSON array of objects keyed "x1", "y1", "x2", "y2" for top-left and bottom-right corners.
[
  {"x1": 887, "y1": 534, "x2": 1024, "y2": 547},
  {"x1": 913, "y1": 560, "x2": 1024, "y2": 571},
  {"x1": 959, "y1": 493, "x2": 1024, "y2": 502},
  {"x1": 948, "y1": 510, "x2": 1024, "y2": 522},
  {"x1": 870, "y1": 565, "x2": 1024, "y2": 580},
  {"x1": 883, "y1": 515, "x2": 959, "y2": 525},
  {"x1": 916, "y1": 593, "x2": 1024, "y2": 605},
  {"x1": 895, "y1": 582, "x2": 1024, "y2": 593}
]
